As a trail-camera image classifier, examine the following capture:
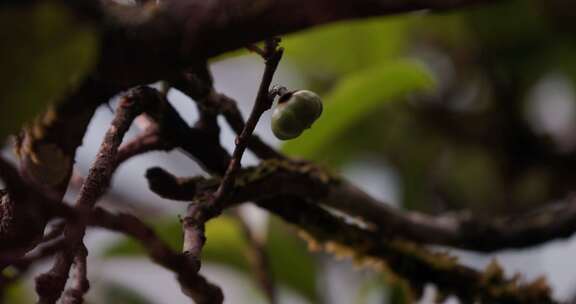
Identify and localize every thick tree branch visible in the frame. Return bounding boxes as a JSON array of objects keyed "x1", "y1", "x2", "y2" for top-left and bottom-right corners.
[
  {"x1": 144, "y1": 163, "x2": 559, "y2": 302},
  {"x1": 257, "y1": 197, "x2": 555, "y2": 304},
  {"x1": 17, "y1": 79, "x2": 118, "y2": 200},
  {"x1": 146, "y1": 160, "x2": 576, "y2": 253},
  {"x1": 0, "y1": 80, "x2": 118, "y2": 261},
  {"x1": 95, "y1": 0, "x2": 496, "y2": 87},
  {"x1": 0, "y1": 79, "x2": 117, "y2": 257}
]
